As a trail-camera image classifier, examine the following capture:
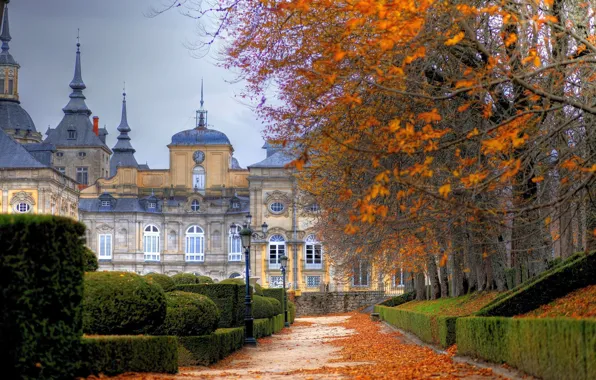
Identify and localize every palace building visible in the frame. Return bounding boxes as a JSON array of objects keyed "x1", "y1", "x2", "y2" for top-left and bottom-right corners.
[{"x1": 0, "y1": 3, "x2": 338, "y2": 291}]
